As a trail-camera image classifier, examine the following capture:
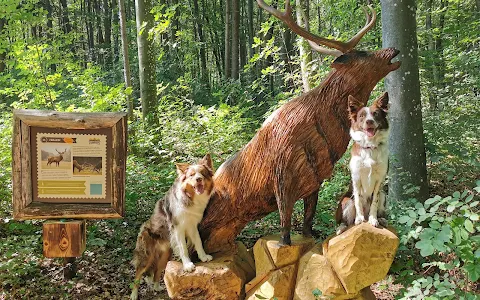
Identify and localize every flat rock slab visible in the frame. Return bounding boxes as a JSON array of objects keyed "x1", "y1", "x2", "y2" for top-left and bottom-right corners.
[
  {"x1": 164, "y1": 255, "x2": 246, "y2": 299},
  {"x1": 253, "y1": 234, "x2": 315, "y2": 277},
  {"x1": 326, "y1": 223, "x2": 399, "y2": 294}
]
